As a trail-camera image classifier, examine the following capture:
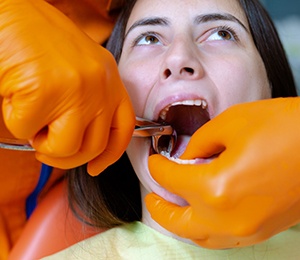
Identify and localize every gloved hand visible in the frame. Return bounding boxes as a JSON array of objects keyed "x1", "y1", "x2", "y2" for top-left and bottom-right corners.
[
  {"x1": 0, "y1": 0, "x2": 134, "y2": 175},
  {"x1": 146, "y1": 97, "x2": 300, "y2": 249}
]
